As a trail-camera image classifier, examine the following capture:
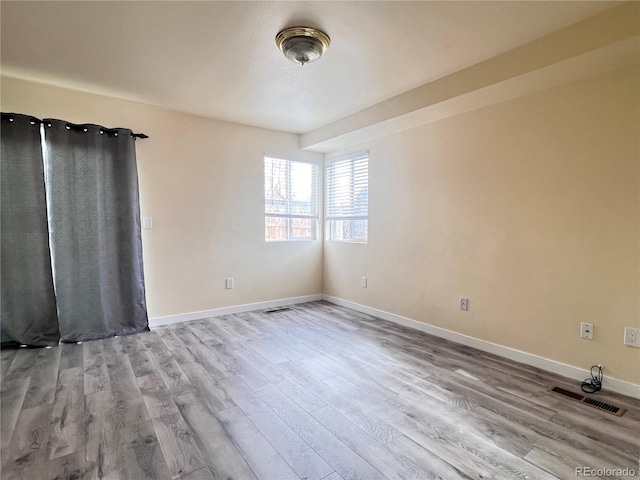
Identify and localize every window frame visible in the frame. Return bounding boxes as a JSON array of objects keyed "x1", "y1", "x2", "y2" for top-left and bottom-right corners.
[
  {"x1": 325, "y1": 151, "x2": 369, "y2": 243},
  {"x1": 264, "y1": 155, "x2": 319, "y2": 242}
]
